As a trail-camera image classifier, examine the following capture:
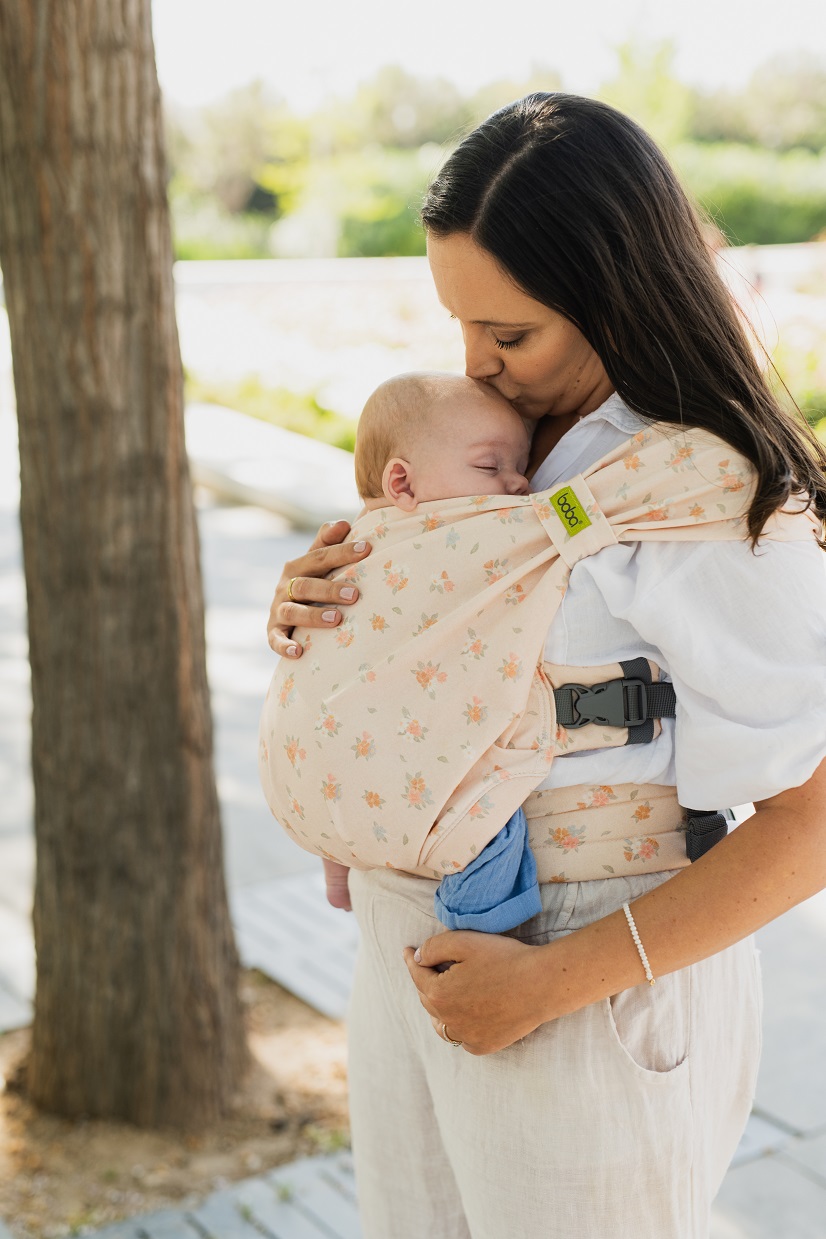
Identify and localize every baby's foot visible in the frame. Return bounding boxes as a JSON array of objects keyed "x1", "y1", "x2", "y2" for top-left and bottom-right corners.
[{"x1": 322, "y1": 858, "x2": 352, "y2": 911}]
